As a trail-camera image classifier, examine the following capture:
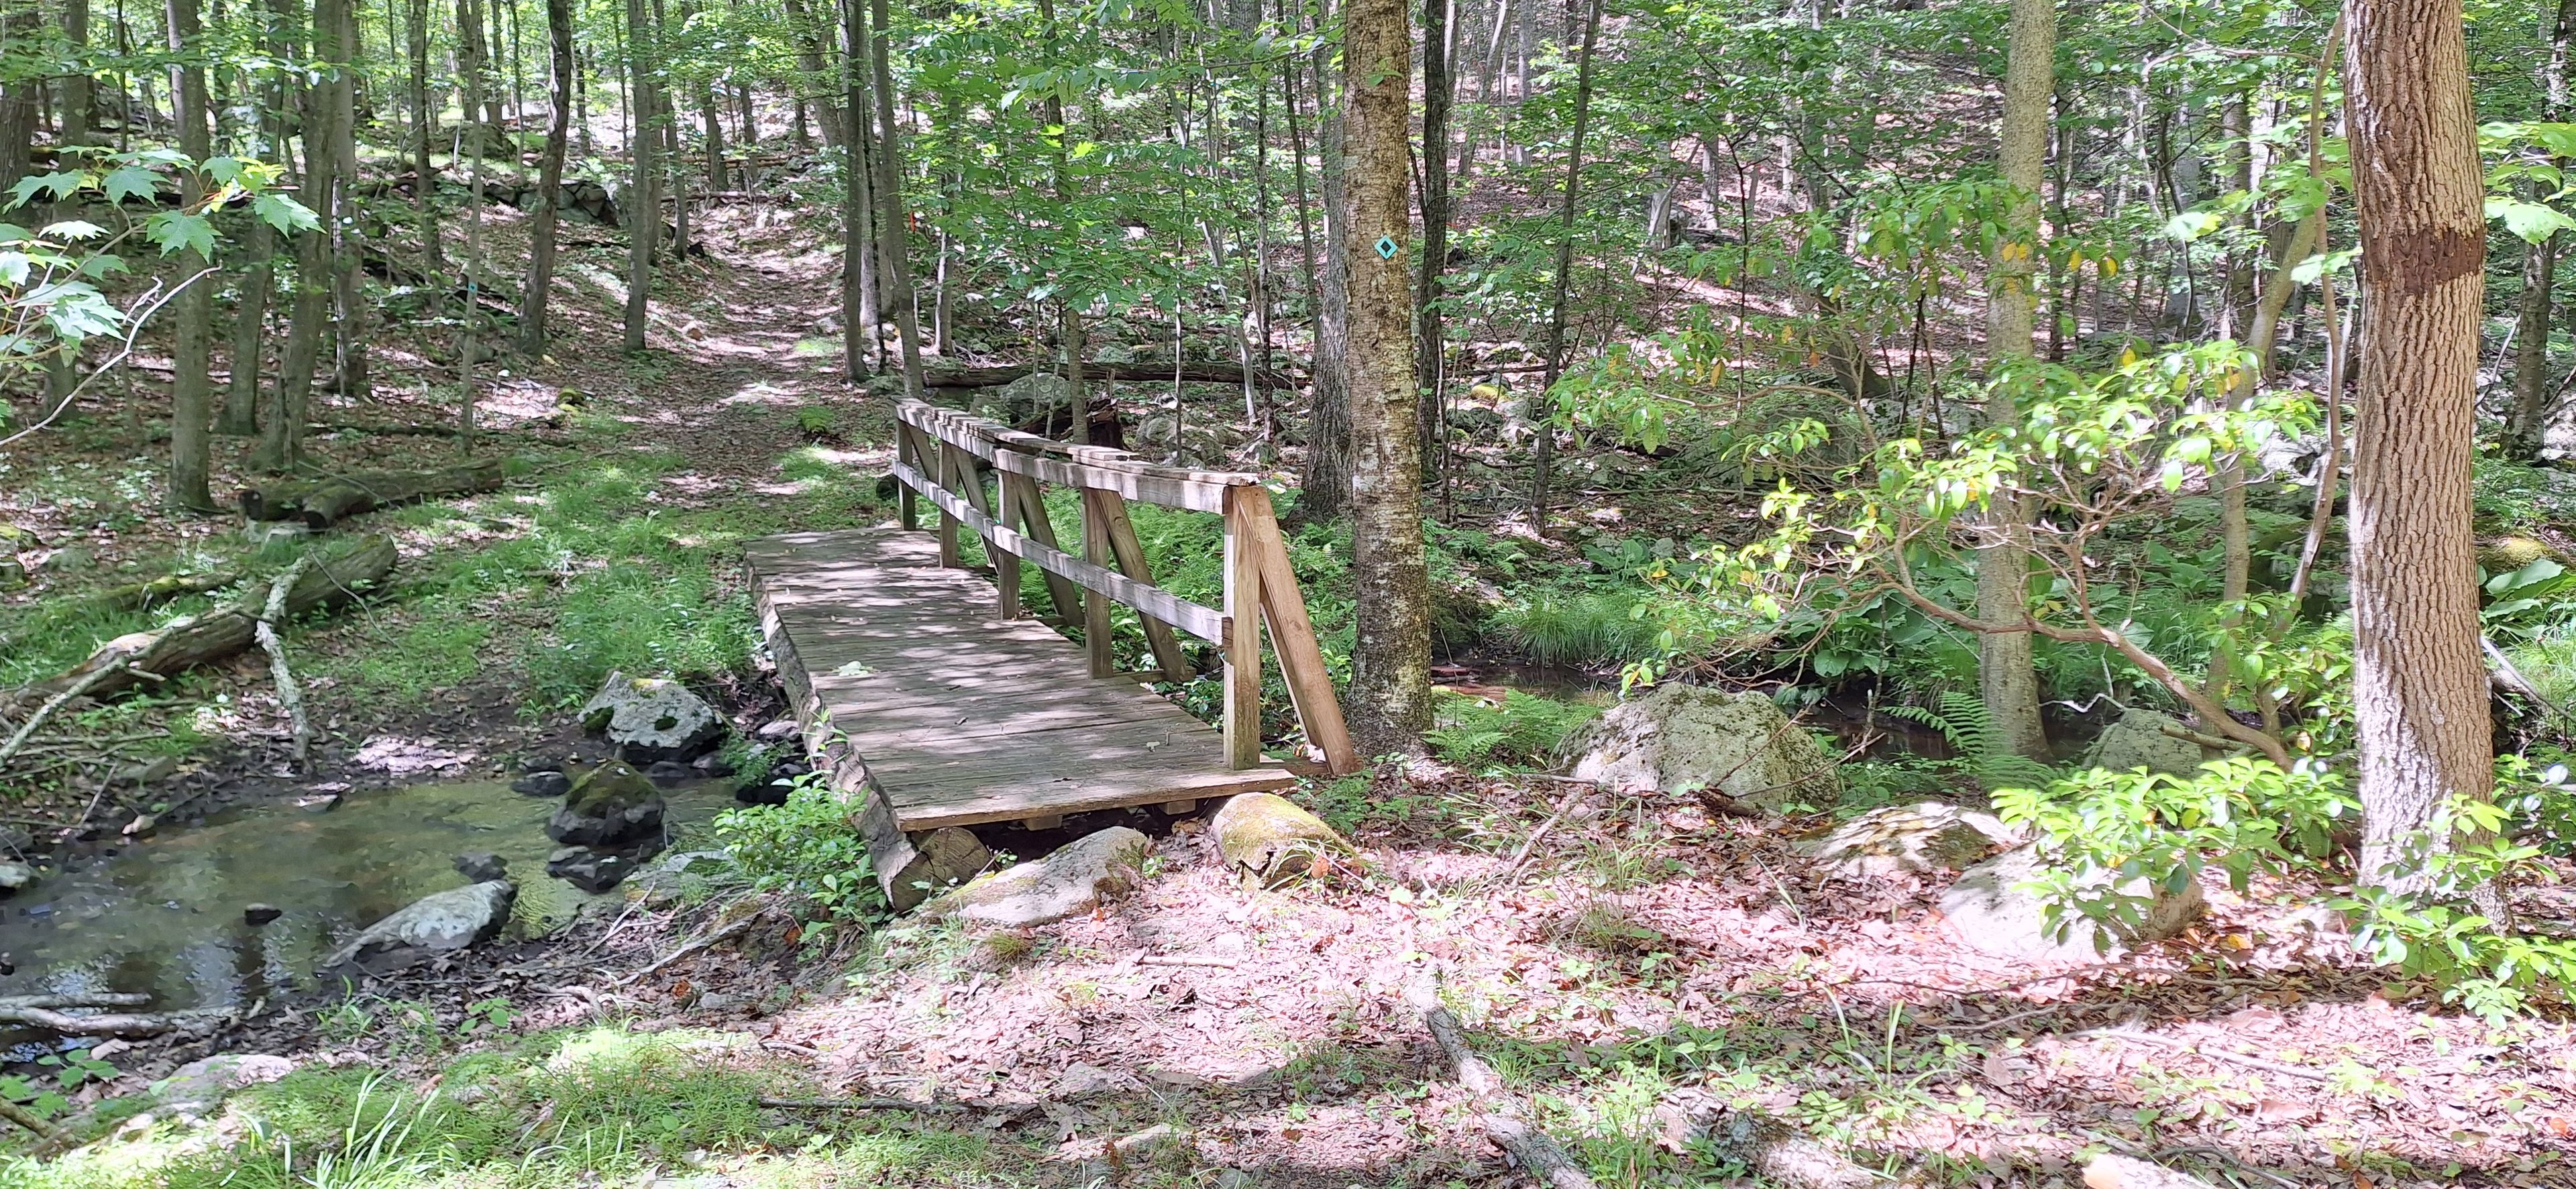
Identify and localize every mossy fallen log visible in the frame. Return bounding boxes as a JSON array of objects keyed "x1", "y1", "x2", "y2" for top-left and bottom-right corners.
[
  {"x1": 239, "y1": 459, "x2": 511, "y2": 528},
  {"x1": 22, "y1": 534, "x2": 396, "y2": 702}
]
